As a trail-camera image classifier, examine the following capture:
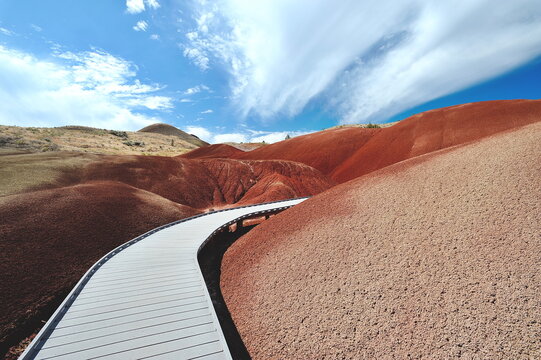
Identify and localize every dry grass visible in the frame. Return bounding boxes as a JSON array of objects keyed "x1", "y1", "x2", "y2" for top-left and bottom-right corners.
[
  {"x1": 0, "y1": 150, "x2": 99, "y2": 197},
  {"x1": 0, "y1": 125, "x2": 200, "y2": 157}
]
